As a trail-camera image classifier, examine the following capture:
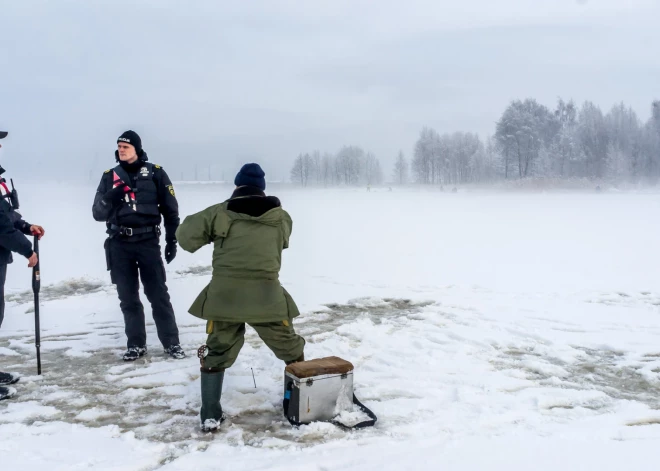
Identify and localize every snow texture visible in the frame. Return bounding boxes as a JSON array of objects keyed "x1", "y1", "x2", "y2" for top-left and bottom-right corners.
[{"x1": 2, "y1": 183, "x2": 660, "y2": 470}]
